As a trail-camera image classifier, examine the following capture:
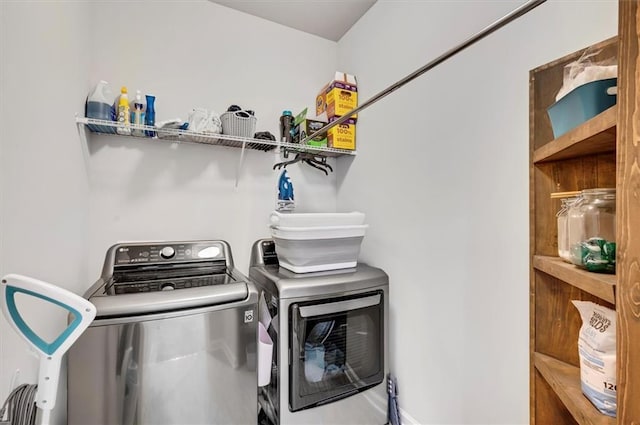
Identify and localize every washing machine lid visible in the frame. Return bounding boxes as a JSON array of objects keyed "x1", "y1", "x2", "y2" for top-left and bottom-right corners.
[
  {"x1": 88, "y1": 280, "x2": 249, "y2": 318},
  {"x1": 249, "y1": 263, "x2": 388, "y2": 299}
]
